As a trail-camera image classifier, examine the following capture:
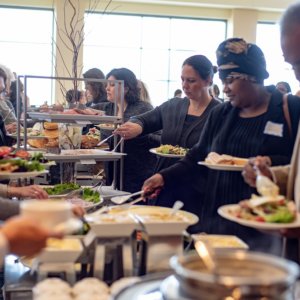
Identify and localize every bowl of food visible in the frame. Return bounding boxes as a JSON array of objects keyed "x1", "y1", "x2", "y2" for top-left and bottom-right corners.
[{"x1": 170, "y1": 250, "x2": 299, "y2": 300}]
